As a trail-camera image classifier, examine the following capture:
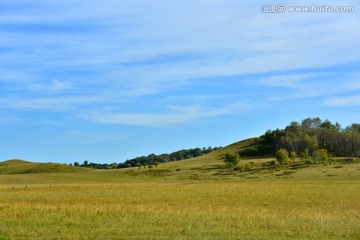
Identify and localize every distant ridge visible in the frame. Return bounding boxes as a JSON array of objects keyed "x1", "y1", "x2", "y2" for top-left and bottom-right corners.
[{"x1": 0, "y1": 159, "x2": 91, "y2": 175}]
